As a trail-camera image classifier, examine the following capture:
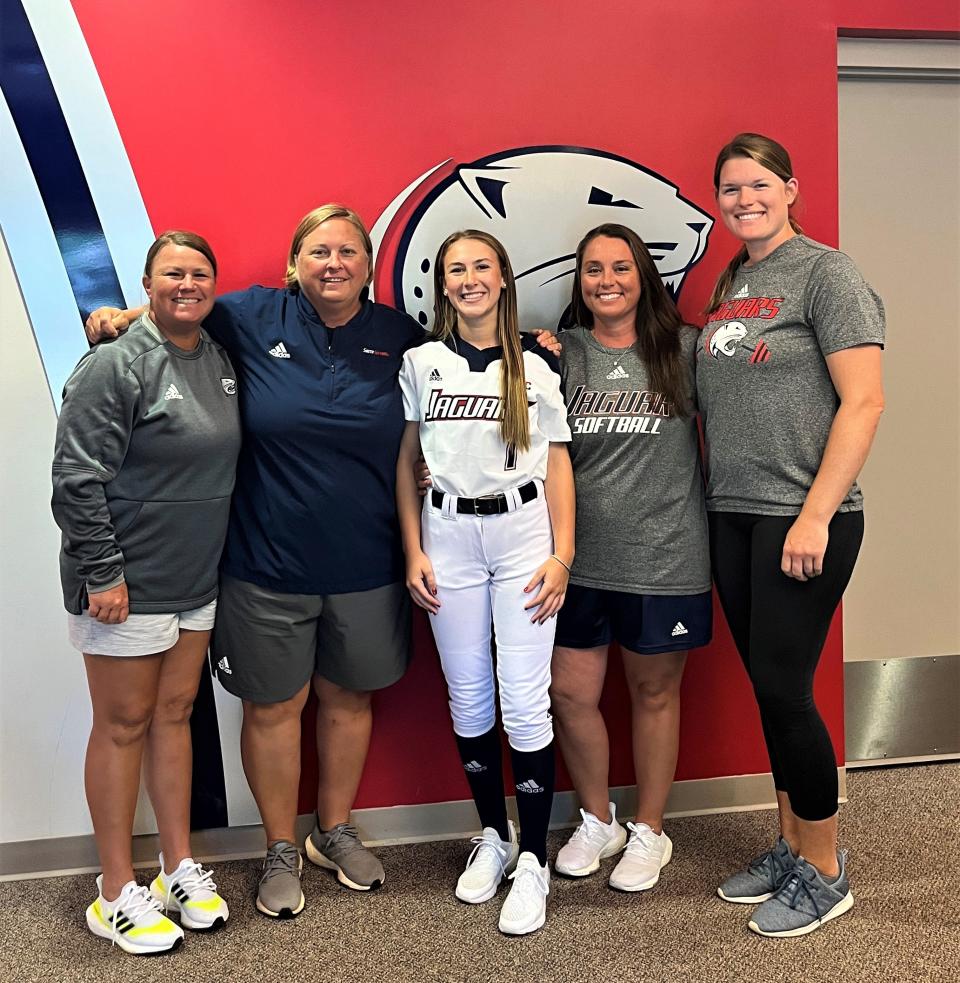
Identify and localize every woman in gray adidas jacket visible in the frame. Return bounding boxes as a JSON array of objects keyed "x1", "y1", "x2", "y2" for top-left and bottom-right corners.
[{"x1": 52, "y1": 231, "x2": 241, "y2": 955}]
